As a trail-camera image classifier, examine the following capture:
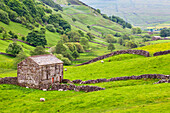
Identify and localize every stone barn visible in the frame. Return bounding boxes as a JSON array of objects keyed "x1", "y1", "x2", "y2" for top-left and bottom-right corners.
[
  {"x1": 17, "y1": 54, "x2": 63, "y2": 89},
  {"x1": 152, "y1": 36, "x2": 162, "y2": 41}
]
